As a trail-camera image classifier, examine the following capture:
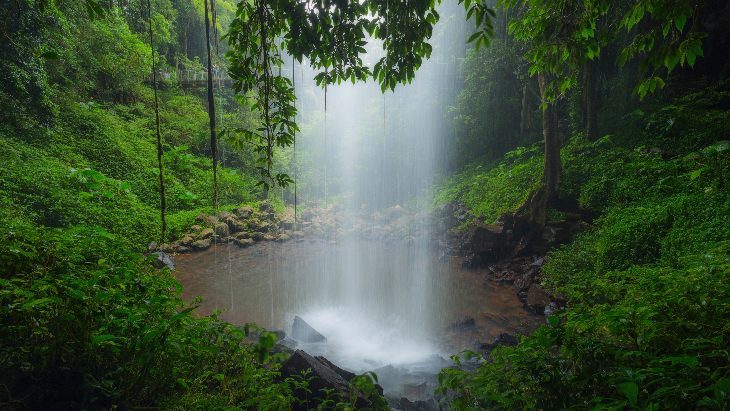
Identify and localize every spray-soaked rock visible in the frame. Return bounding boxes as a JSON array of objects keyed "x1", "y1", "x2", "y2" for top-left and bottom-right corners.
[
  {"x1": 198, "y1": 228, "x2": 214, "y2": 240},
  {"x1": 235, "y1": 205, "x2": 254, "y2": 219},
  {"x1": 214, "y1": 222, "x2": 229, "y2": 237},
  {"x1": 192, "y1": 239, "x2": 211, "y2": 251},
  {"x1": 259, "y1": 200, "x2": 274, "y2": 213},
  {"x1": 203, "y1": 215, "x2": 218, "y2": 226},
  {"x1": 291, "y1": 316, "x2": 327, "y2": 343},
  {"x1": 277, "y1": 350, "x2": 370, "y2": 411}
]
